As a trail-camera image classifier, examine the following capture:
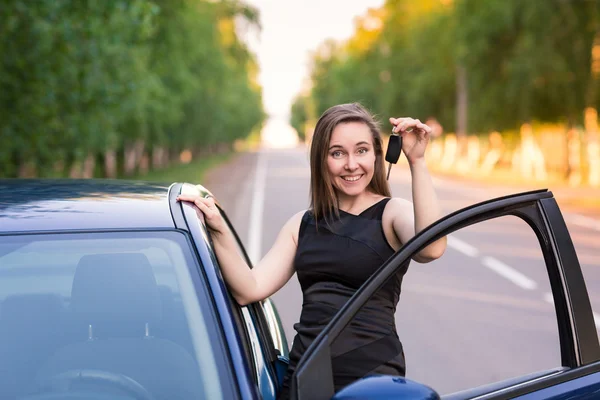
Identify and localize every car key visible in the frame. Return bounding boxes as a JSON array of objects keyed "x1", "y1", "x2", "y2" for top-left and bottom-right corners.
[{"x1": 385, "y1": 130, "x2": 402, "y2": 180}]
